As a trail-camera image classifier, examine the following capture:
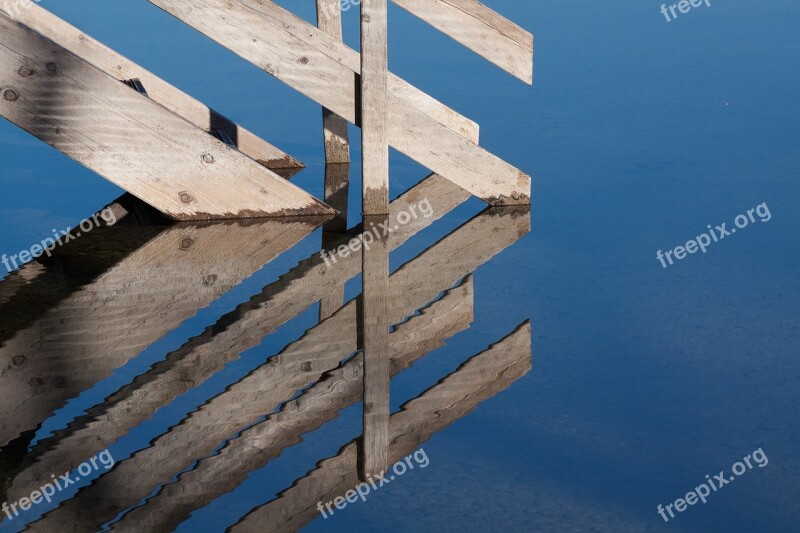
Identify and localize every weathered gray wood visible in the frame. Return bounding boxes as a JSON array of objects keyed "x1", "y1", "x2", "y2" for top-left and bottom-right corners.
[
  {"x1": 391, "y1": 0, "x2": 534, "y2": 84},
  {"x1": 229, "y1": 321, "x2": 532, "y2": 532},
  {"x1": 0, "y1": 211, "x2": 324, "y2": 452},
  {"x1": 2, "y1": 1, "x2": 305, "y2": 176},
  {"x1": 27, "y1": 207, "x2": 530, "y2": 531},
  {"x1": 317, "y1": 0, "x2": 350, "y2": 163},
  {"x1": 361, "y1": 0, "x2": 390, "y2": 214},
  {"x1": 110, "y1": 278, "x2": 473, "y2": 533},
  {"x1": 319, "y1": 164, "x2": 350, "y2": 319},
  {"x1": 0, "y1": 13, "x2": 333, "y2": 220},
  {"x1": 360, "y1": 214, "x2": 390, "y2": 477},
  {"x1": 14, "y1": 174, "x2": 468, "y2": 493},
  {"x1": 147, "y1": 0, "x2": 530, "y2": 205}
]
